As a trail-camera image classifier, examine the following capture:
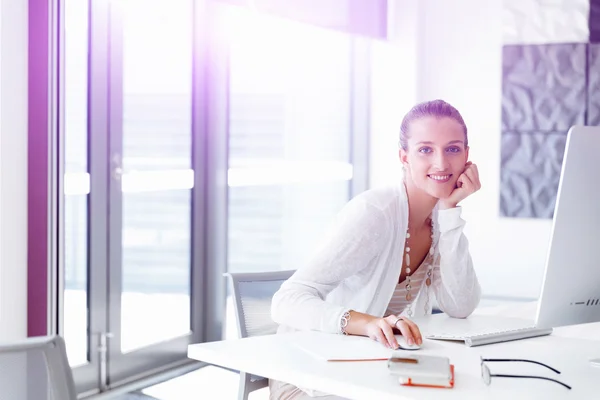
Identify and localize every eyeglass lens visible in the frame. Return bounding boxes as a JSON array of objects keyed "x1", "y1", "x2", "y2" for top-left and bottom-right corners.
[{"x1": 481, "y1": 363, "x2": 491, "y2": 385}]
